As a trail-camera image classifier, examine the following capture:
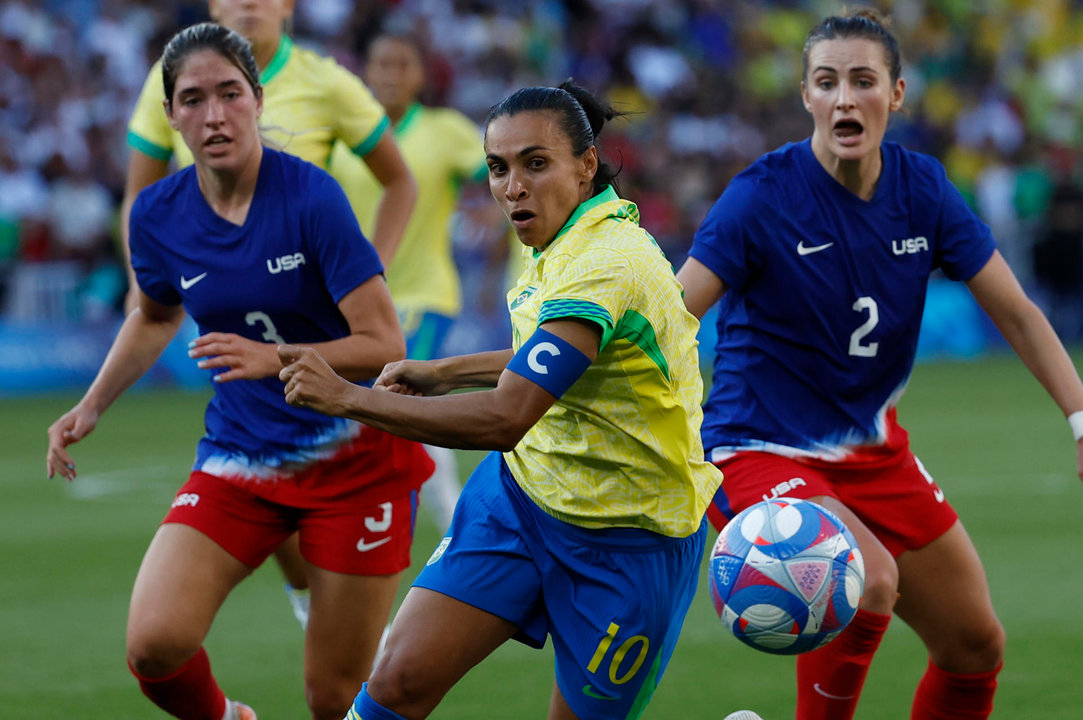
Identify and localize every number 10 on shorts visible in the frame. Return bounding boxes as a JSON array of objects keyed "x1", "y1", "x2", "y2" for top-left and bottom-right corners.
[{"x1": 587, "y1": 622, "x2": 649, "y2": 684}]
